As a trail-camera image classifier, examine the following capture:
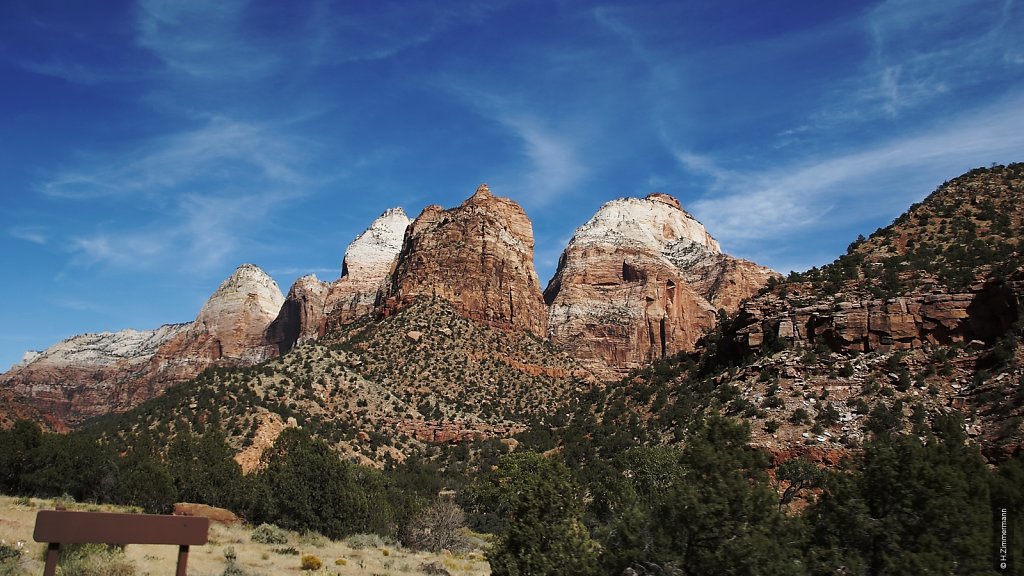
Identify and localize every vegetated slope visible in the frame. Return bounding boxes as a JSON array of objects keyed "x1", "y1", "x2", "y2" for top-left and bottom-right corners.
[
  {"x1": 743, "y1": 165, "x2": 1024, "y2": 459},
  {"x1": 786, "y1": 162, "x2": 1024, "y2": 297},
  {"x1": 529, "y1": 164, "x2": 1024, "y2": 464},
  {"x1": 87, "y1": 297, "x2": 592, "y2": 470}
]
